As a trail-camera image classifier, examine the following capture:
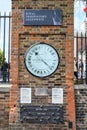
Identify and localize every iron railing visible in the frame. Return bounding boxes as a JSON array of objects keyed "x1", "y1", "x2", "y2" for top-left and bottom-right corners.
[
  {"x1": 0, "y1": 12, "x2": 11, "y2": 83},
  {"x1": 74, "y1": 32, "x2": 87, "y2": 84}
]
